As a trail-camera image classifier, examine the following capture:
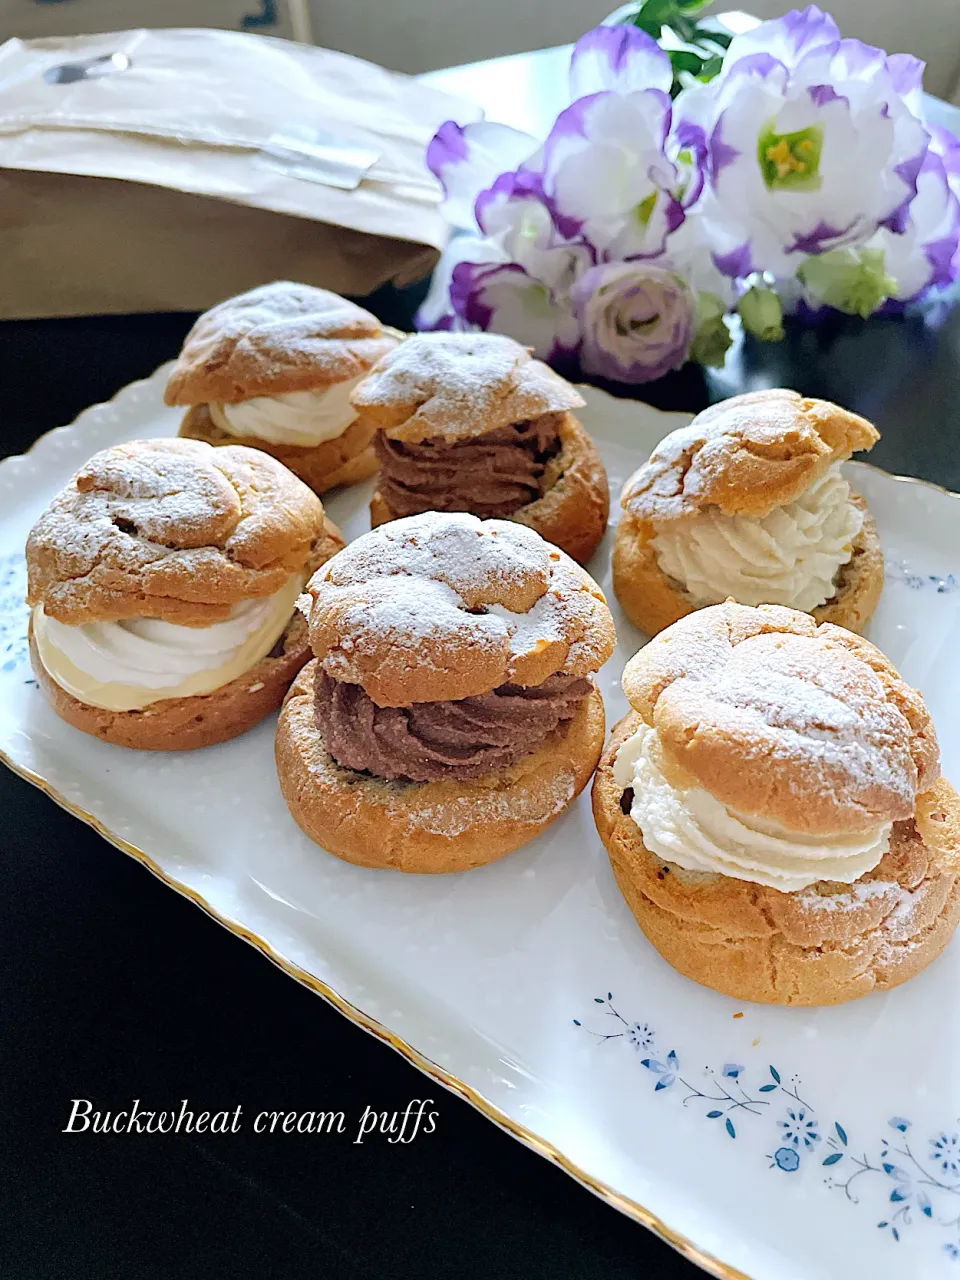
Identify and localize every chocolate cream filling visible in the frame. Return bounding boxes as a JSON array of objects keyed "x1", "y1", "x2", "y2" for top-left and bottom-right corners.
[
  {"x1": 314, "y1": 669, "x2": 590, "y2": 783},
  {"x1": 373, "y1": 413, "x2": 563, "y2": 519}
]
